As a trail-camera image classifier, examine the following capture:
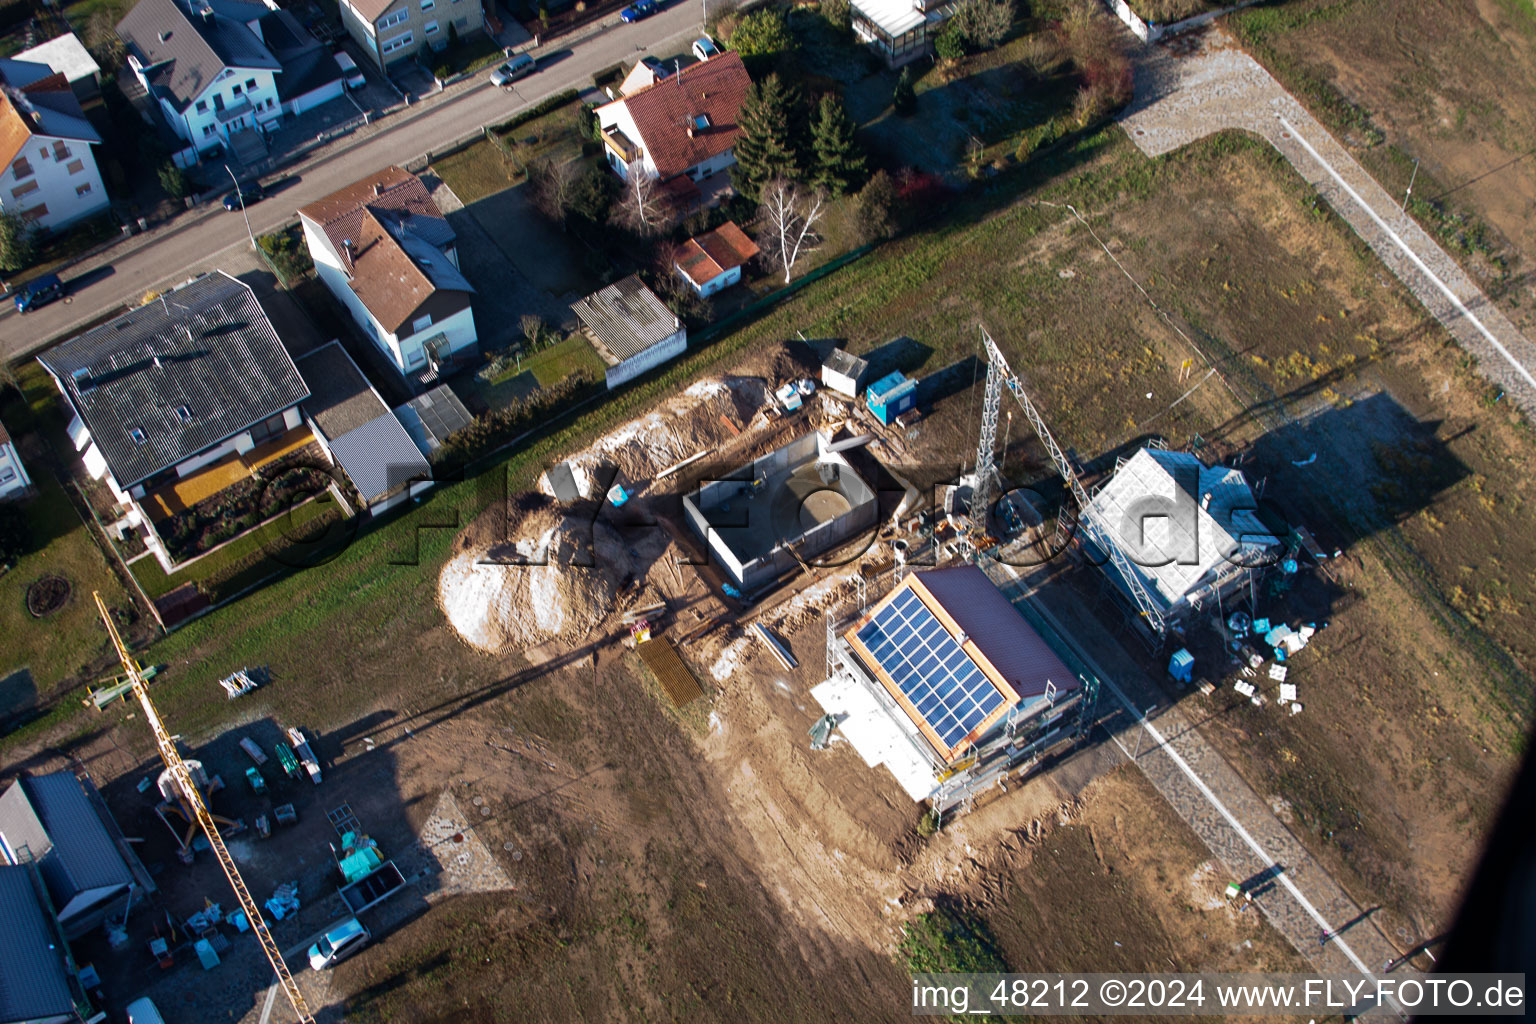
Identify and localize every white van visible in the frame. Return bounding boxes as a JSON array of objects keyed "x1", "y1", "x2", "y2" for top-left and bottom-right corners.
[
  {"x1": 125, "y1": 997, "x2": 167, "y2": 1024},
  {"x1": 334, "y1": 51, "x2": 366, "y2": 90},
  {"x1": 490, "y1": 53, "x2": 536, "y2": 87}
]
